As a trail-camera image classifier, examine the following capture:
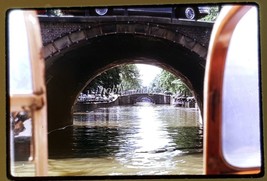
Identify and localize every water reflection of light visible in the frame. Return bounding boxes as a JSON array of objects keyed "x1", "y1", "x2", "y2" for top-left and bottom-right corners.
[
  {"x1": 135, "y1": 105, "x2": 172, "y2": 153},
  {"x1": 15, "y1": 105, "x2": 203, "y2": 176}
]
